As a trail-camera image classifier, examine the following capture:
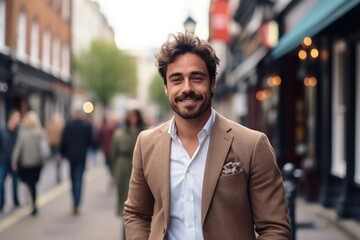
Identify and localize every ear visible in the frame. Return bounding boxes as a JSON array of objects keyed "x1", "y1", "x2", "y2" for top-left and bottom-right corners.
[
  {"x1": 164, "y1": 85, "x2": 168, "y2": 96},
  {"x1": 211, "y1": 80, "x2": 216, "y2": 93}
]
